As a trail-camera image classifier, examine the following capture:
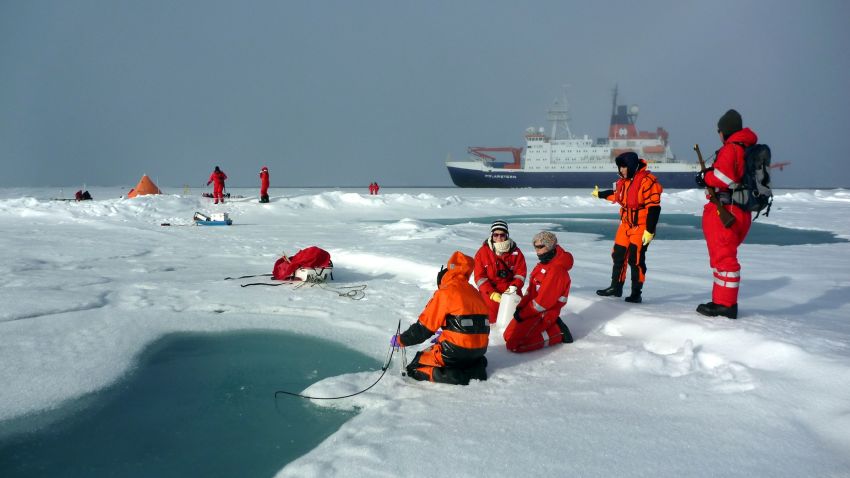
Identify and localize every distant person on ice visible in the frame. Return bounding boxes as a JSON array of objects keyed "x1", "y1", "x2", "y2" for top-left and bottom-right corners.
[
  {"x1": 504, "y1": 231, "x2": 574, "y2": 352},
  {"x1": 694, "y1": 109, "x2": 758, "y2": 320},
  {"x1": 390, "y1": 251, "x2": 490, "y2": 385},
  {"x1": 473, "y1": 220, "x2": 527, "y2": 324},
  {"x1": 592, "y1": 151, "x2": 662, "y2": 303},
  {"x1": 207, "y1": 166, "x2": 228, "y2": 204},
  {"x1": 259, "y1": 166, "x2": 270, "y2": 203}
]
